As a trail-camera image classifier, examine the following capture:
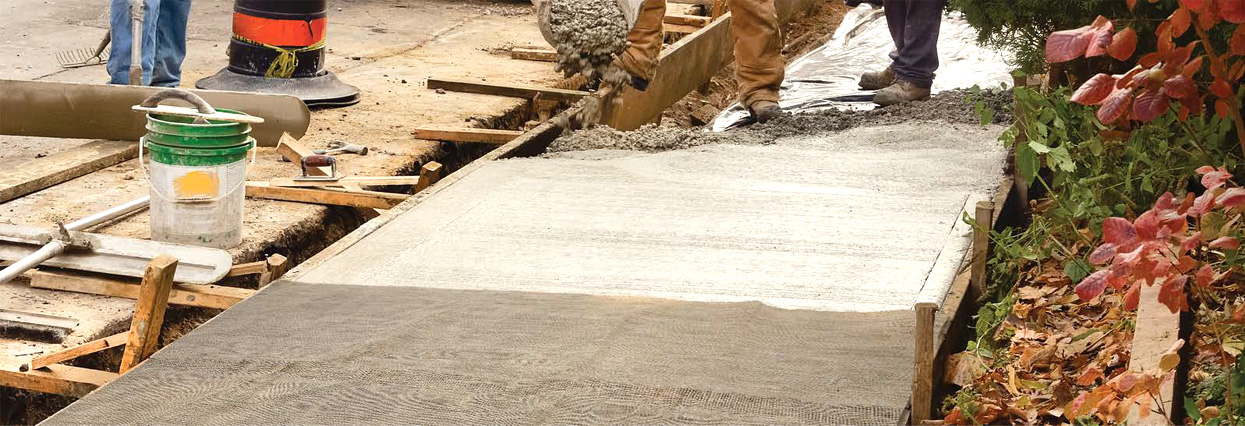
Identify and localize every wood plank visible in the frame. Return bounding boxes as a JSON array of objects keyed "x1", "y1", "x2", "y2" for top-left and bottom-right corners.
[
  {"x1": 665, "y1": 14, "x2": 712, "y2": 27},
  {"x1": 31, "y1": 269, "x2": 254, "y2": 310},
  {"x1": 226, "y1": 261, "x2": 267, "y2": 277},
  {"x1": 970, "y1": 201, "x2": 994, "y2": 300},
  {"x1": 664, "y1": 23, "x2": 703, "y2": 34},
  {"x1": 0, "y1": 140, "x2": 137, "y2": 204},
  {"x1": 276, "y1": 140, "x2": 383, "y2": 219},
  {"x1": 1126, "y1": 283, "x2": 1181, "y2": 424},
  {"x1": 0, "y1": 364, "x2": 118, "y2": 397},
  {"x1": 912, "y1": 302, "x2": 937, "y2": 424},
  {"x1": 119, "y1": 255, "x2": 178, "y2": 374},
  {"x1": 601, "y1": 0, "x2": 813, "y2": 130},
  {"x1": 22, "y1": 332, "x2": 128, "y2": 372},
  {"x1": 412, "y1": 126, "x2": 523, "y2": 144},
  {"x1": 258, "y1": 254, "x2": 288, "y2": 289},
  {"x1": 269, "y1": 176, "x2": 422, "y2": 188},
  {"x1": 426, "y1": 78, "x2": 589, "y2": 103},
  {"x1": 415, "y1": 162, "x2": 444, "y2": 193},
  {"x1": 510, "y1": 48, "x2": 557, "y2": 62},
  {"x1": 246, "y1": 182, "x2": 407, "y2": 210}
]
